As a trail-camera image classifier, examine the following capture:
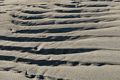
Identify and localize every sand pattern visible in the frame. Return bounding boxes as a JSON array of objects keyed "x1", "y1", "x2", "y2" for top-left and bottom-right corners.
[{"x1": 0, "y1": 0, "x2": 120, "y2": 80}]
